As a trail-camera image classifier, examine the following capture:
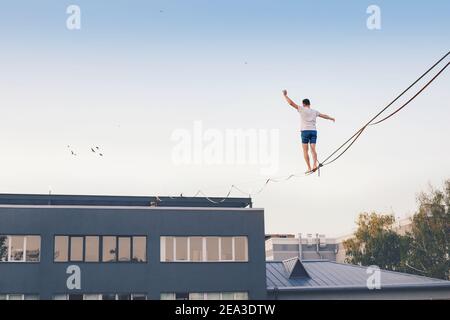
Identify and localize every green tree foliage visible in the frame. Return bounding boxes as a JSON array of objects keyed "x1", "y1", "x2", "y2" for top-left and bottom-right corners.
[
  {"x1": 343, "y1": 180, "x2": 450, "y2": 280},
  {"x1": 343, "y1": 213, "x2": 409, "y2": 272},
  {"x1": 405, "y1": 180, "x2": 450, "y2": 280},
  {"x1": 0, "y1": 236, "x2": 7, "y2": 261}
]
